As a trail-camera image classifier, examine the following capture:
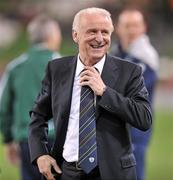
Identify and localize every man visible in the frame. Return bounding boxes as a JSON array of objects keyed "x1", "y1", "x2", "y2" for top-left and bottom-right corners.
[
  {"x1": 110, "y1": 9, "x2": 159, "y2": 180},
  {"x1": 0, "y1": 15, "x2": 62, "y2": 180},
  {"x1": 28, "y1": 7, "x2": 152, "y2": 180}
]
